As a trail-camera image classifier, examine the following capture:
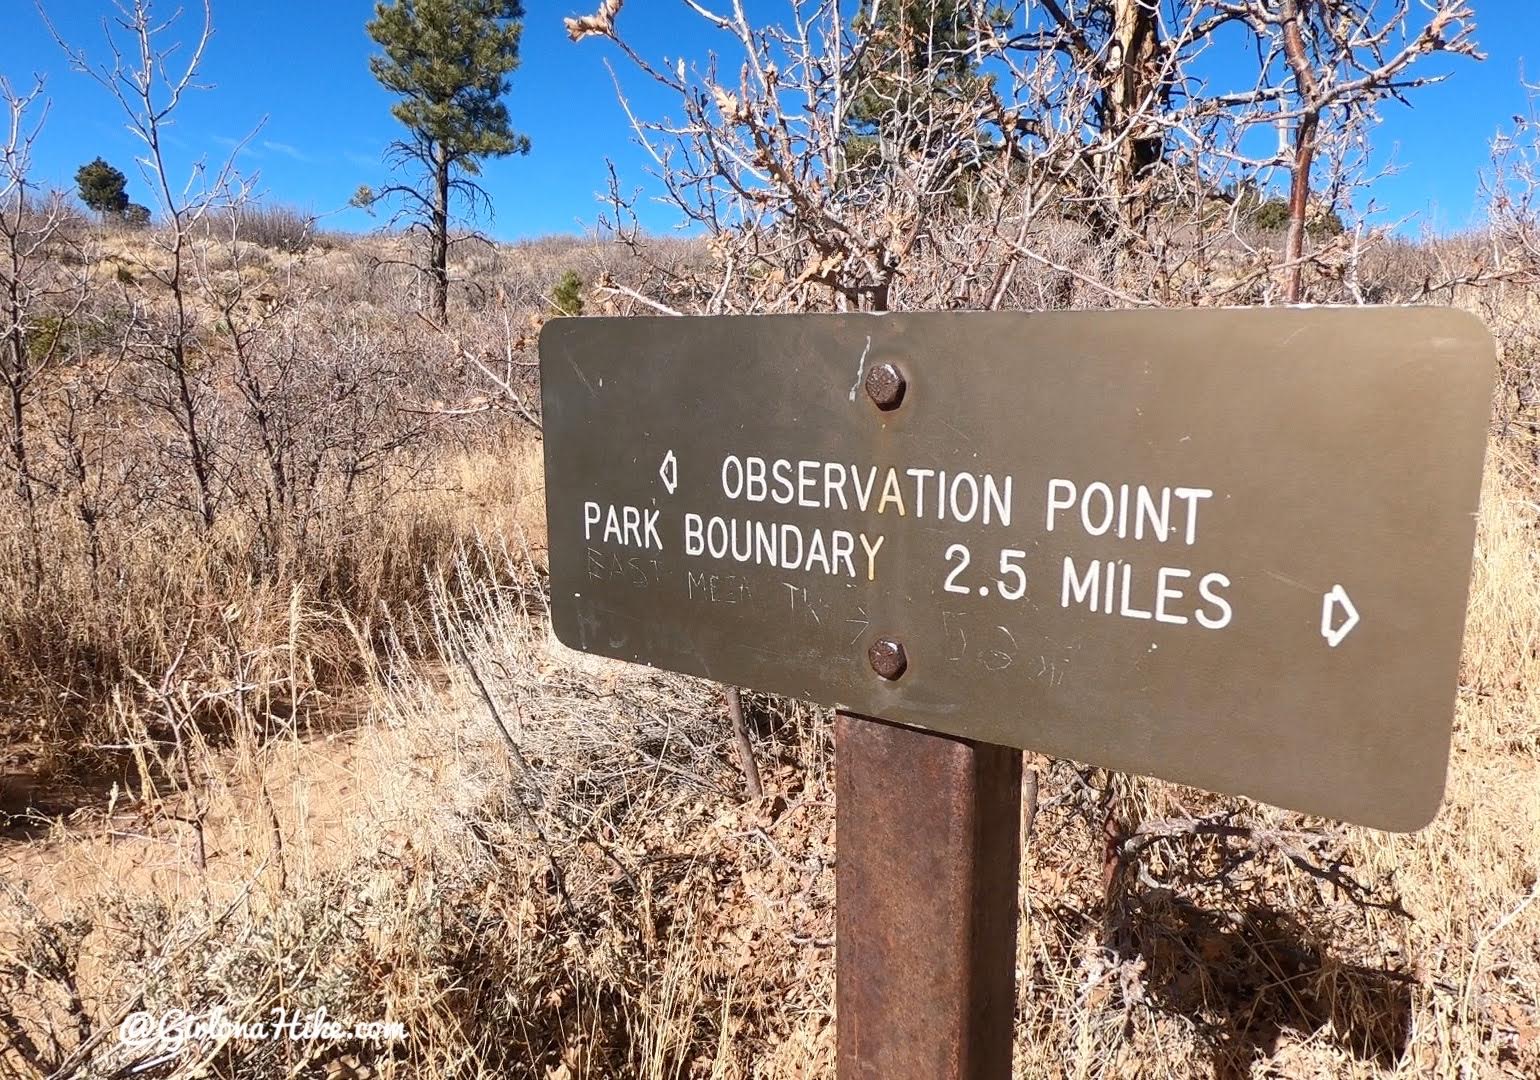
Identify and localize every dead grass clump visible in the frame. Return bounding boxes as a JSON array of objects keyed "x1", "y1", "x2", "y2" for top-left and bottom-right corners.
[
  {"x1": 2, "y1": 529, "x2": 838, "y2": 1078},
  {"x1": 221, "y1": 204, "x2": 317, "y2": 254}
]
